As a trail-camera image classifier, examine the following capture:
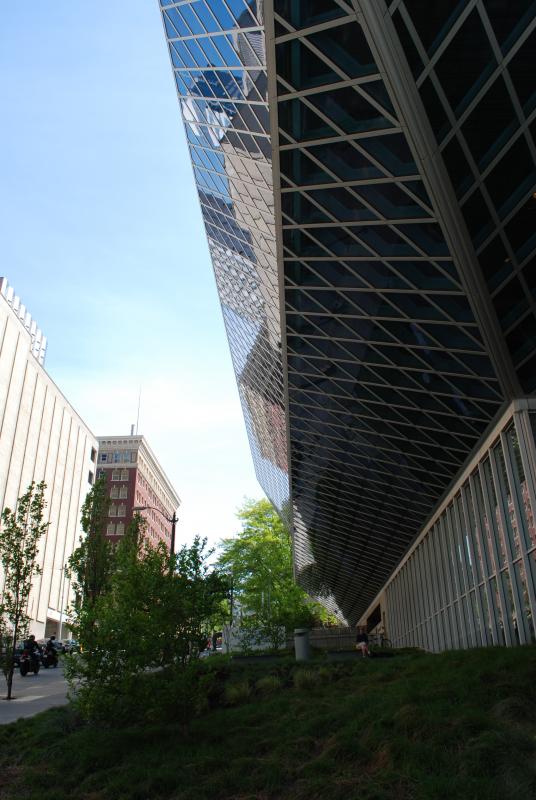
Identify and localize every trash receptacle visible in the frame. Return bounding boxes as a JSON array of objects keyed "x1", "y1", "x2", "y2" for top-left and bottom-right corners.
[{"x1": 294, "y1": 628, "x2": 310, "y2": 661}]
